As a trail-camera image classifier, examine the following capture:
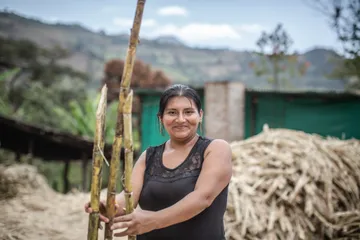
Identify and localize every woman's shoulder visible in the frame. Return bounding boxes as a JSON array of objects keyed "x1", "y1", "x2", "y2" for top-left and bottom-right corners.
[
  {"x1": 145, "y1": 141, "x2": 166, "y2": 152},
  {"x1": 203, "y1": 138, "x2": 232, "y2": 154},
  {"x1": 201, "y1": 138, "x2": 232, "y2": 168},
  {"x1": 200, "y1": 136, "x2": 230, "y2": 146},
  {"x1": 142, "y1": 141, "x2": 166, "y2": 159}
]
